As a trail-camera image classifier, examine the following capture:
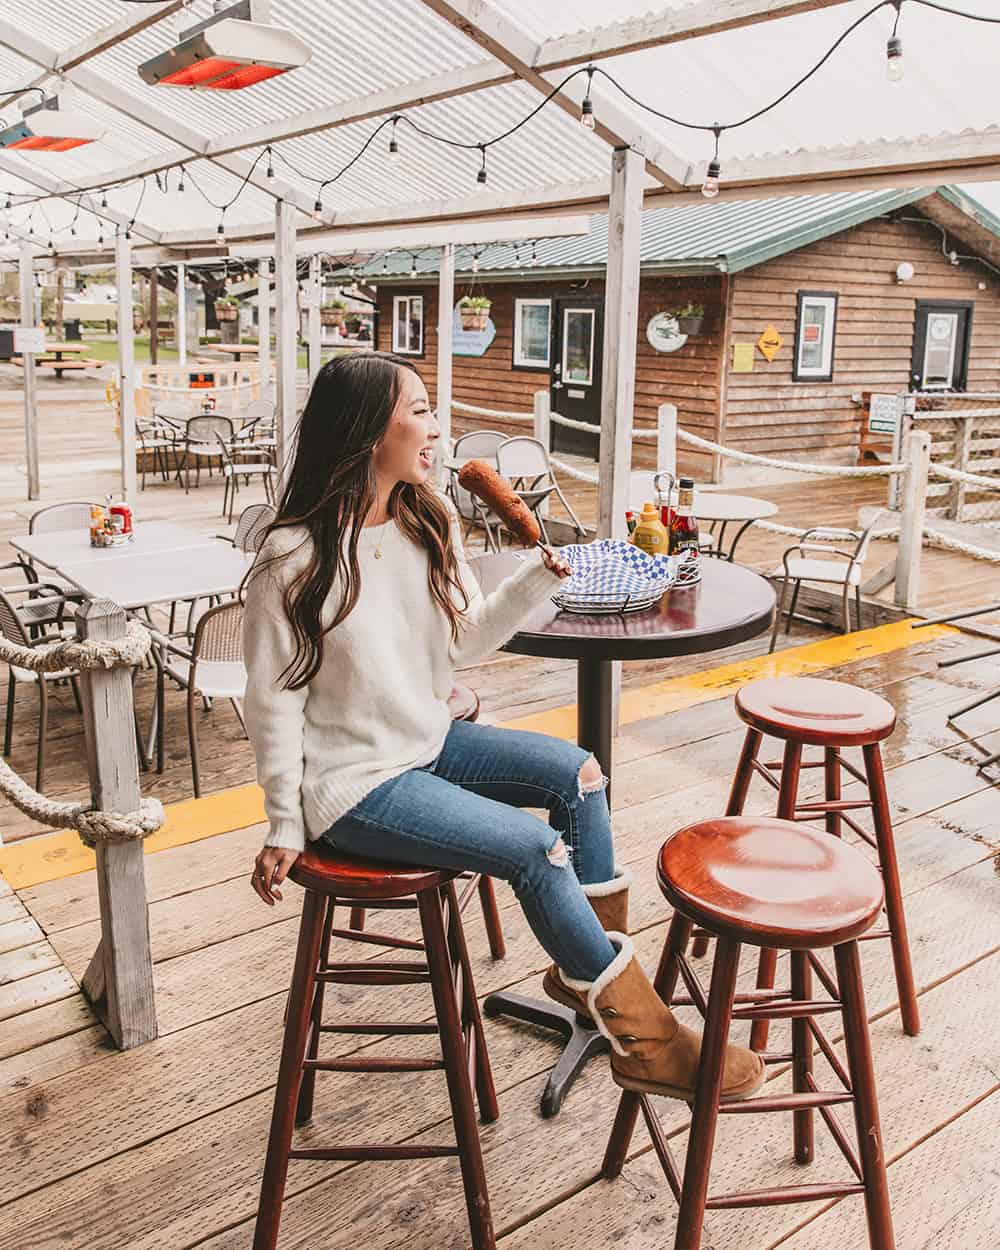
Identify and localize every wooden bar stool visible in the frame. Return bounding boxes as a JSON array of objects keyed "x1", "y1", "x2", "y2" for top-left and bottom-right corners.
[
  {"x1": 347, "y1": 683, "x2": 506, "y2": 960},
  {"x1": 712, "y1": 675, "x2": 918, "y2": 1048},
  {"x1": 254, "y1": 844, "x2": 499, "y2": 1250},
  {"x1": 603, "y1": 817, "x2": 895, "y2": 1250}
]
